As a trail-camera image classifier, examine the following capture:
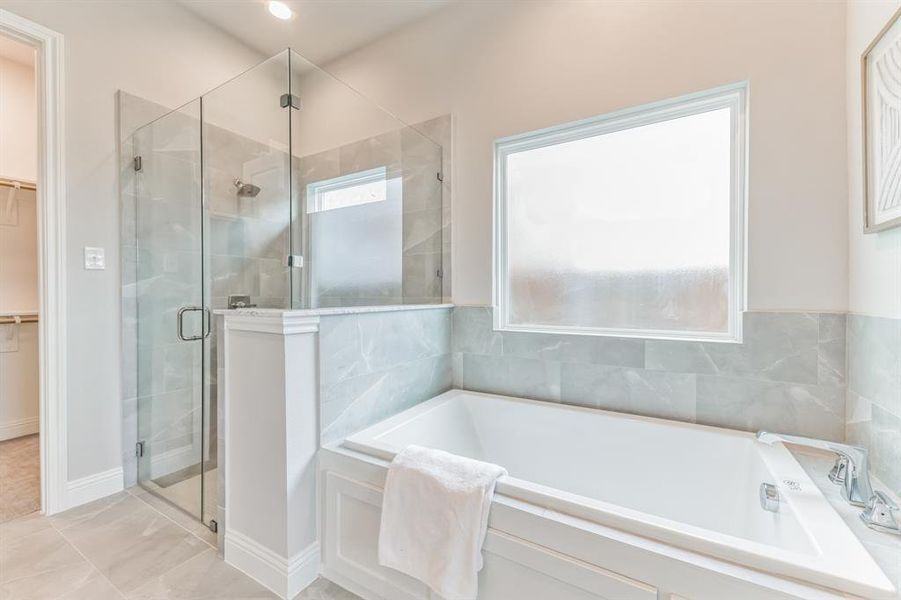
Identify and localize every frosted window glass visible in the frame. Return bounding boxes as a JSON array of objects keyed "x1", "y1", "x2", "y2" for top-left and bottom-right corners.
[
  {"x1": 502, "y1": 105, "x2": 737, "y2": 337},
  {"x1": 309, "y1": 172, "x2": 403, "y2": 307},
  {"x1": 307, "y1": 167, "x2": 388, "y2": 213}
]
